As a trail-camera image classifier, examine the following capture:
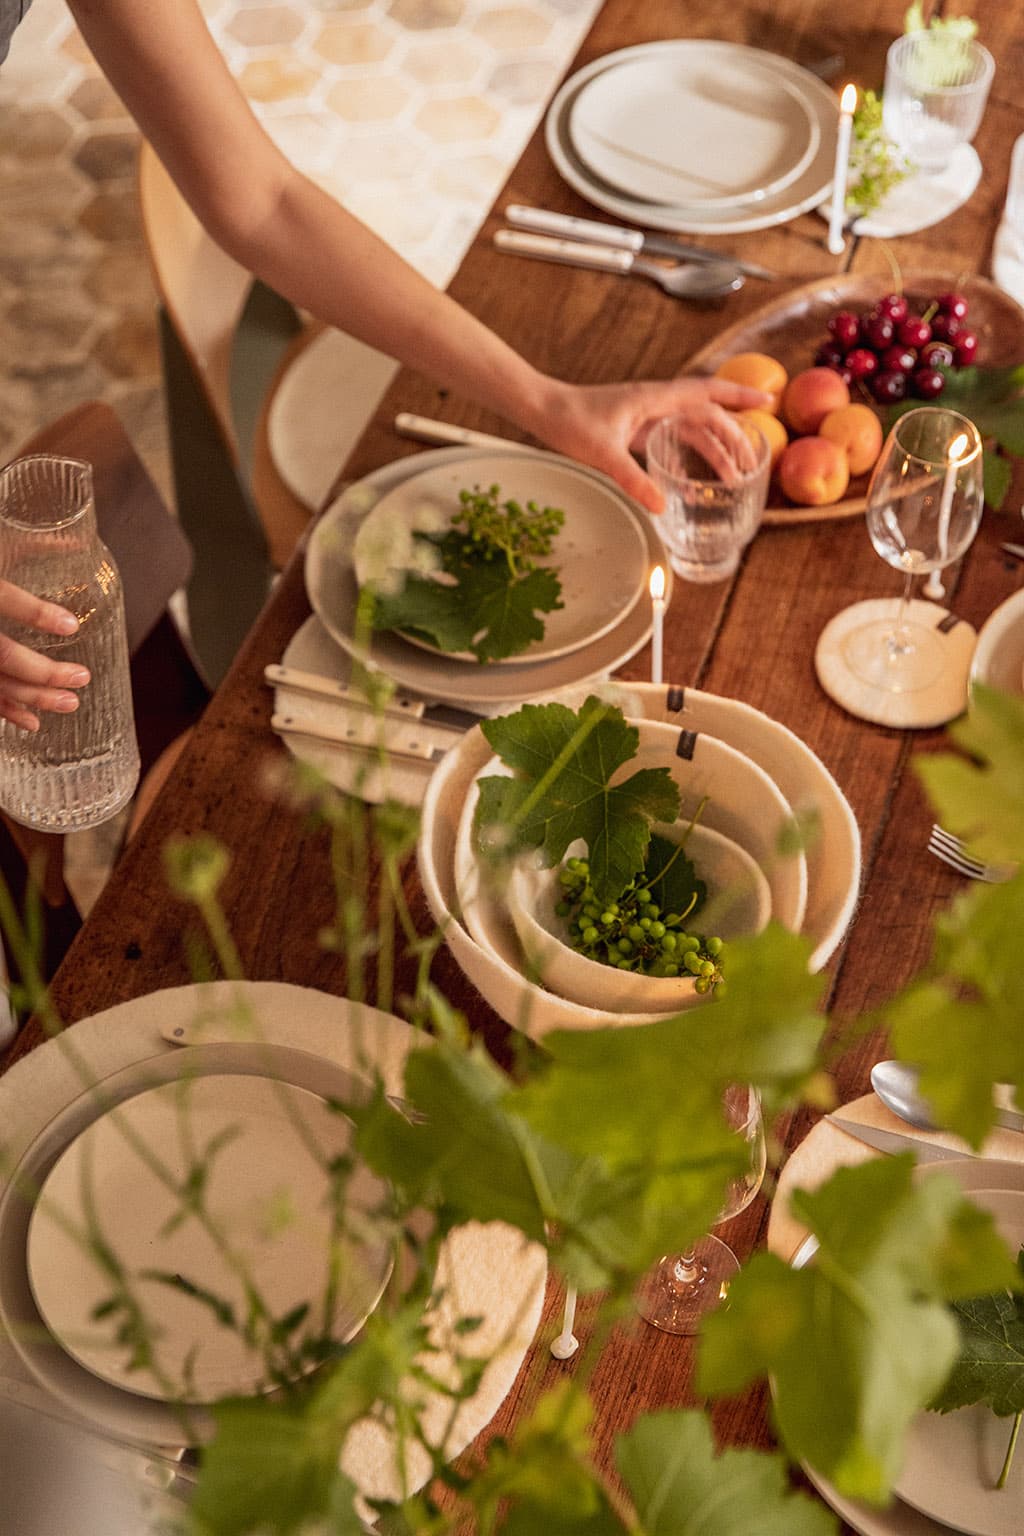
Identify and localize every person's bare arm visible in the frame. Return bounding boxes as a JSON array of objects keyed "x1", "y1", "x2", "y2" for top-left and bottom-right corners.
[{"x1": 67, "y1": 0, "x2": 768, "y2": 509}]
